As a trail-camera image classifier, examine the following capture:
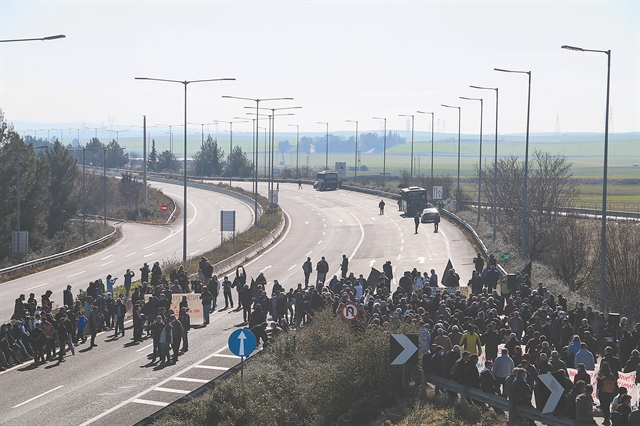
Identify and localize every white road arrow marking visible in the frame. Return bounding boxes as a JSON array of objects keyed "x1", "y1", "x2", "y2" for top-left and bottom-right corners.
[
  {"x1": 538, "y1": 373, "x2": 564, "y2": 414},
  {"x1": 238, "y1": 331, "x2": 247, "y2": 356},
  {"x1": 260, "y1": 265, "x2": 272, "y2": 273},
  {"x1": 305, "y1": 221, "x2": 309, "y2": 225},
  {"x1": 418, "y1": 257, "x2": 426, "y2": 264},
  {"x1": 369, "y1": 260, "x2": 376, "y2": 267},
  {"x1": 390, "y1": 334, "x2": 418, "y2": 365}
]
